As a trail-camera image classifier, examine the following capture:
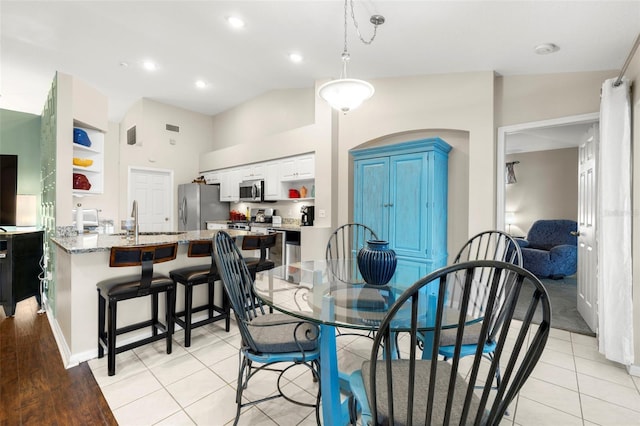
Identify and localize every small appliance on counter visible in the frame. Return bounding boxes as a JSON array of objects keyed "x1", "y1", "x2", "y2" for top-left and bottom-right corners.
[
  {"x1": 251, "y1": 208, "x2": 275, "y2": 224},
  {"x1": 300, "y1": 205, "x2": 314, "y2": 226}
]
